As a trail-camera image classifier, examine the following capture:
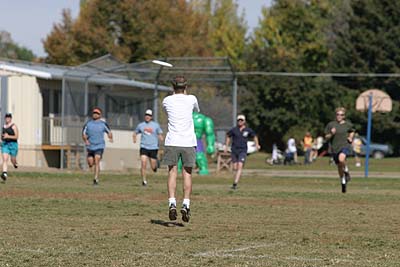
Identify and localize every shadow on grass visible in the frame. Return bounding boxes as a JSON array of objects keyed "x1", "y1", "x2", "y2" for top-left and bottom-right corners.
[{"x1": 150, "y1": 219, "x2": 185, "y2": 227}]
